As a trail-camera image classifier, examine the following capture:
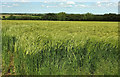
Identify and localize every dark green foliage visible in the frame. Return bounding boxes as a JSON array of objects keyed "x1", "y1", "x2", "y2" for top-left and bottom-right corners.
[
  {"x1": 57, "y1": 12, "x2": 66, "y2": 21},
  {"x1": 42, "y1": 13, "x2": 57, "y2": 20},
  {"x1": 7, "y1": 15, "x2": 16, "y2": 20},
  {"x1": 2, "y1": 12, "x2": 120, "y2": 21}
]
